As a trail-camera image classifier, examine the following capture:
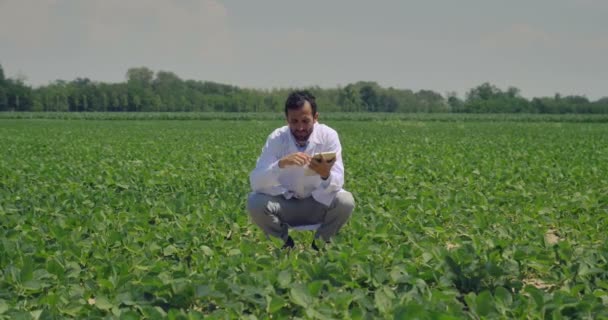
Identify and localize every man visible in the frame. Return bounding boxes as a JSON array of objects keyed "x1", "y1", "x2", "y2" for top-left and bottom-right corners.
[{"x1": 247, "y1": 91, "x2": 355, "y2": 250}]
